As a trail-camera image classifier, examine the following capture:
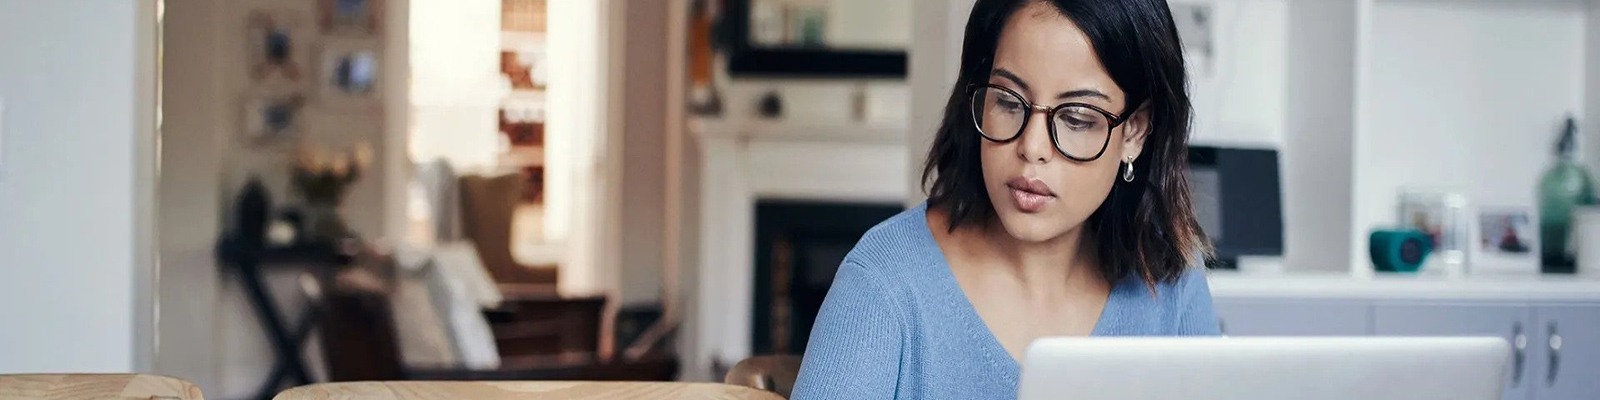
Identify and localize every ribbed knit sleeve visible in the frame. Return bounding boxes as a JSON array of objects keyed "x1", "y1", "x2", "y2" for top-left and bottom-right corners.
[
  {"x1": 1173, "y1": 268, "x2": 1222, "y2": 335},
  {"x1": 791, "y1": 261, "x2": 905, "y2": 400}
]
